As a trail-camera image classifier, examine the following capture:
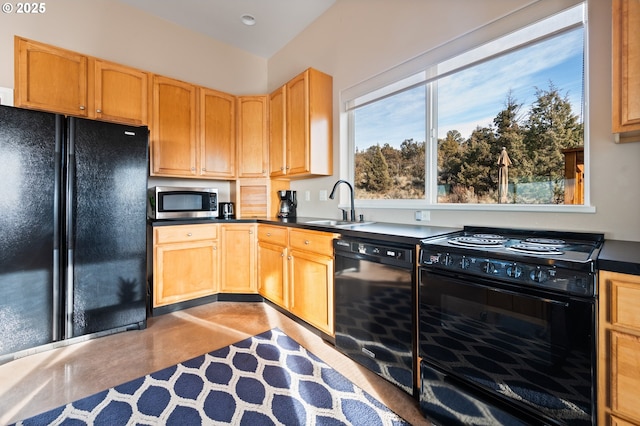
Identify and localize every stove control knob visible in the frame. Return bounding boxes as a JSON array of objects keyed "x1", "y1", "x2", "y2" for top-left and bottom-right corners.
[
  {"x1": 482, "y1": 261, "x2": 497, "y2": 274},
  {"x1": 443, "y1": 254, "x2": 454, "y2": 266},
  {"x1": 506, "y1": 264, "x2": 522, "y2": 278},
  {"x1": 460, "y1": 256, "x2": 471, "y2": 269},
  {"x1": 530, "y1": 267, "x2": 548, "y2": 283}
]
